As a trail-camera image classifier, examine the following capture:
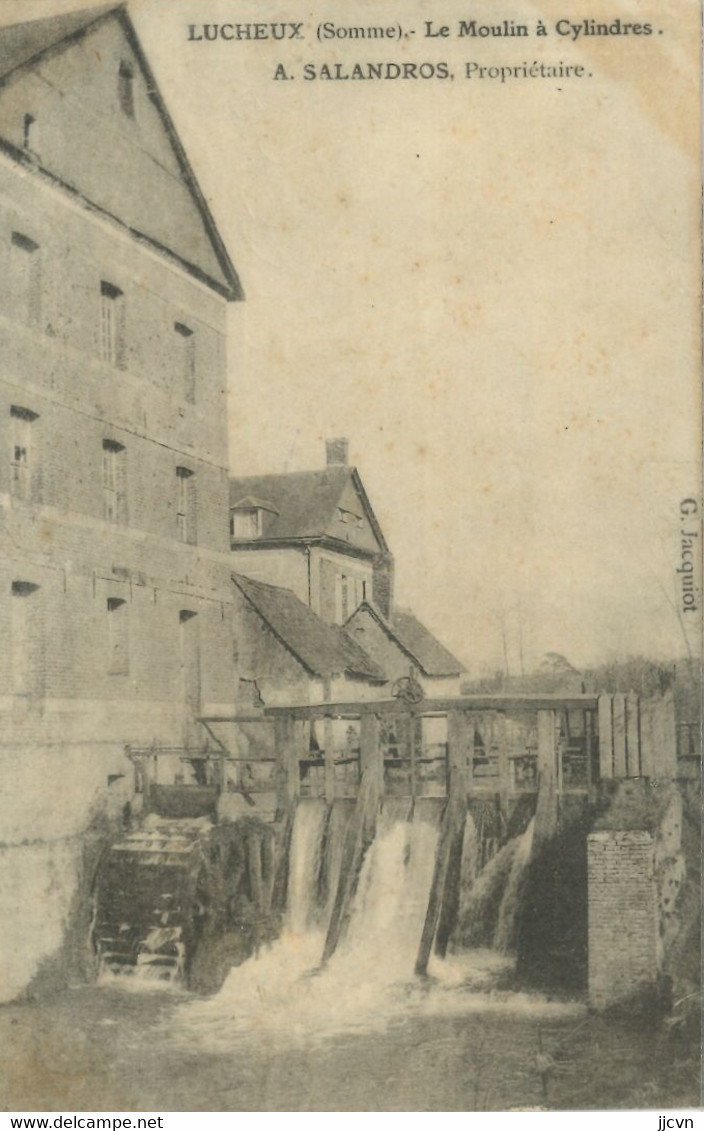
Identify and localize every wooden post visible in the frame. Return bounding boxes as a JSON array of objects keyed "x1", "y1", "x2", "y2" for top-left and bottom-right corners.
[
  {"x1": 409, "y1": 713, "x2": 417, "y2": 800},
  {"x1": 261, "y1": 832, "x2": 275, "y2": 914},
  {"x1": 496, "y1": 712, "x2": 510, "y2": 814},
  {"x1": 466, "y1": 713, "x2": 475, "y2": 791},
  {"x1": 535, "y1": 709, "x2": 559, "y2": 843},
  {"x1": 639, "y1": 695, "x2": 654, "y2": 778},
  {"x1": 322, "y1": 770, "x2": 374, "y2": 964},
  {"x1": 135, "y1": 753, "x2": 152, "y2": 812},
  {"x1": 446, "y1": 709, "x2": 470, "y2": 800},
  {"x1": 359, "y1": 712, "x2": 382, "y2": 809},
  {"x1": 415, "y1": 789, "x2": 465, "y2": 975},
  {"x1": 651, "y1": 691, "x2": 677, "y2": 778},
  {"x1": 323, "y1": 715, "x2": 336, "y2": 804},
  {"x1": 247, "y1": 833, "x2": 264, "y2": 913},
  {"x1": 556, "y1": 712, "x2": 565, "y2": 795},
  {"x1": 612, "y1": 693, "x2": 627, "y2": 779},
  {"x1": 433, "y1": 710, "x2": 470, "y2": 959},
  {"x1": 585, "y1": 709, "x2": 595, "y2": 797},
  {"x1": 598, "y1": 694, "x2": 614, "y2": 780},
  {"x1": 217, "y1": 750, "x2": 227, "y2": 793},
  {"x1": 270, "y1": 804, "x2": 295, "y2": 914},
  {"x1": 626, "y1": 691, "x2": 640, "y2": 777},
  {"x1": 274, "y1": 714, "x2": 301, "y2": 810}
]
